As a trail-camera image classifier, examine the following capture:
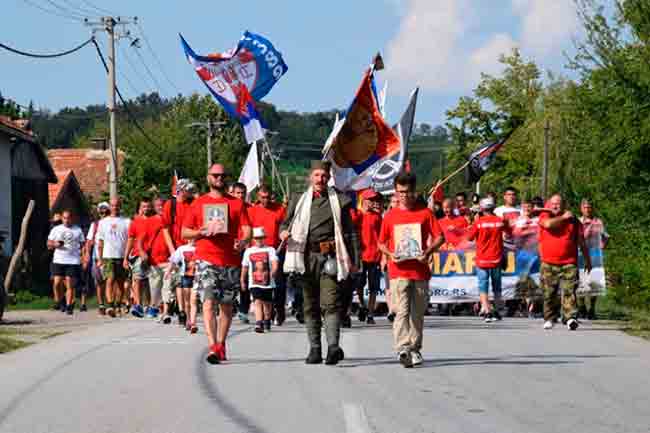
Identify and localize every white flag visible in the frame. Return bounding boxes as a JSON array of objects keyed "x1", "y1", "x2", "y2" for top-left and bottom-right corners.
[
  {"x1": 238, "y1": 141, "x2": 260, "y2": 192},
  {"x1": 378, "y1": 80, "x2": 388, "y2": 119}
]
